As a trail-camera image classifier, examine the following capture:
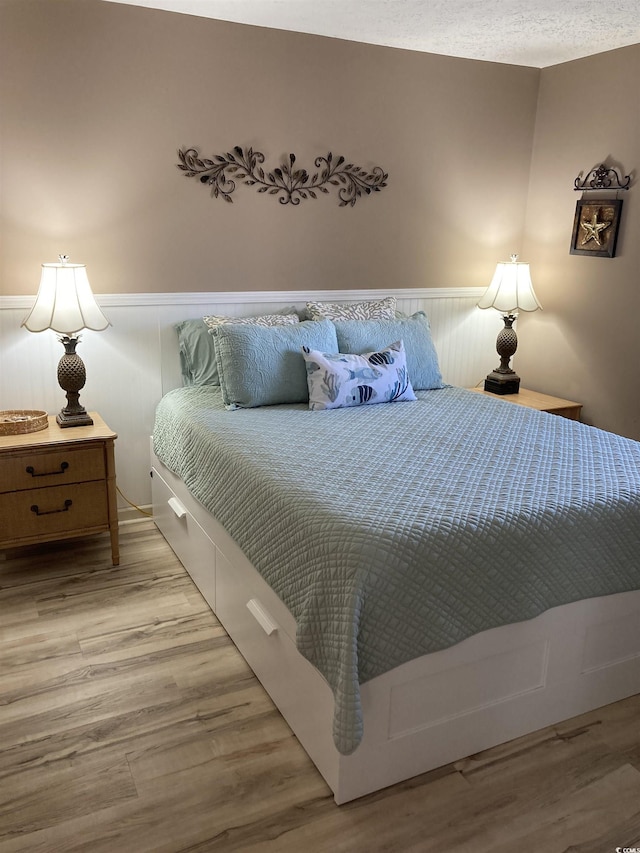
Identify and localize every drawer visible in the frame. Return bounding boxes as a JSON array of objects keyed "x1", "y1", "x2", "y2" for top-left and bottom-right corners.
[
  {"x1": 214, "y1": 547, "x2": 325, "y2": 732},
  {"x1": 0, "y1": 480, "x2": 109, "y2": 544},
  {"x1": 0, "y1": 446, "x2": 106, "y2": 493},
  {"x1": 151, "y1": 467, "x2": 217, "y2": 610}
]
